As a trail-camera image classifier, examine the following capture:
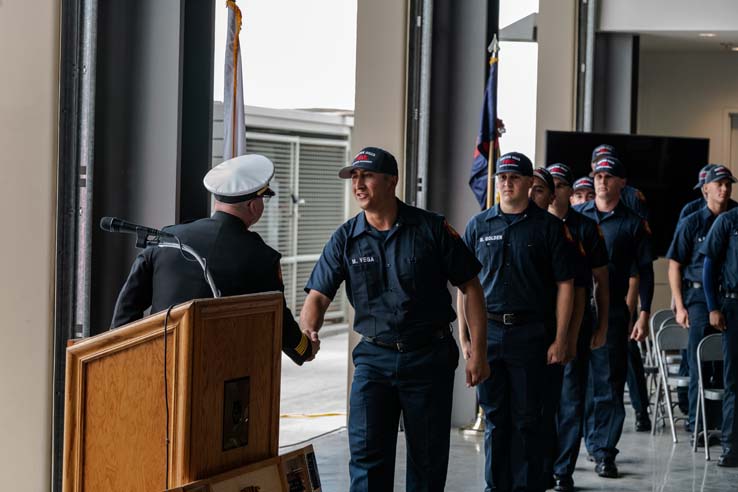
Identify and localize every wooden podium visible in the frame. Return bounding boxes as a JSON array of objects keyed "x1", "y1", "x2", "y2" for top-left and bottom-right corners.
[{"x1": 62, "y1": 293, "x2": 284, "y2": 492}]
